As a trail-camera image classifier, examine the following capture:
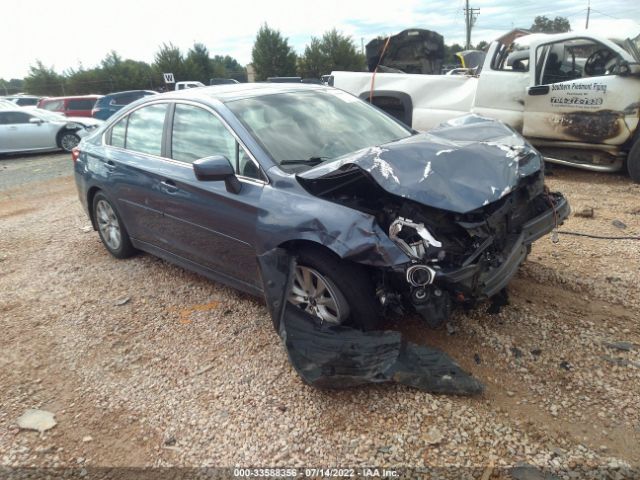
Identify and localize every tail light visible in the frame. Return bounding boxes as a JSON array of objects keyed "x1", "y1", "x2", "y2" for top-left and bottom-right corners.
[{"x1": 71, "y1": 147, "x2": 80, "y2": 163}]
